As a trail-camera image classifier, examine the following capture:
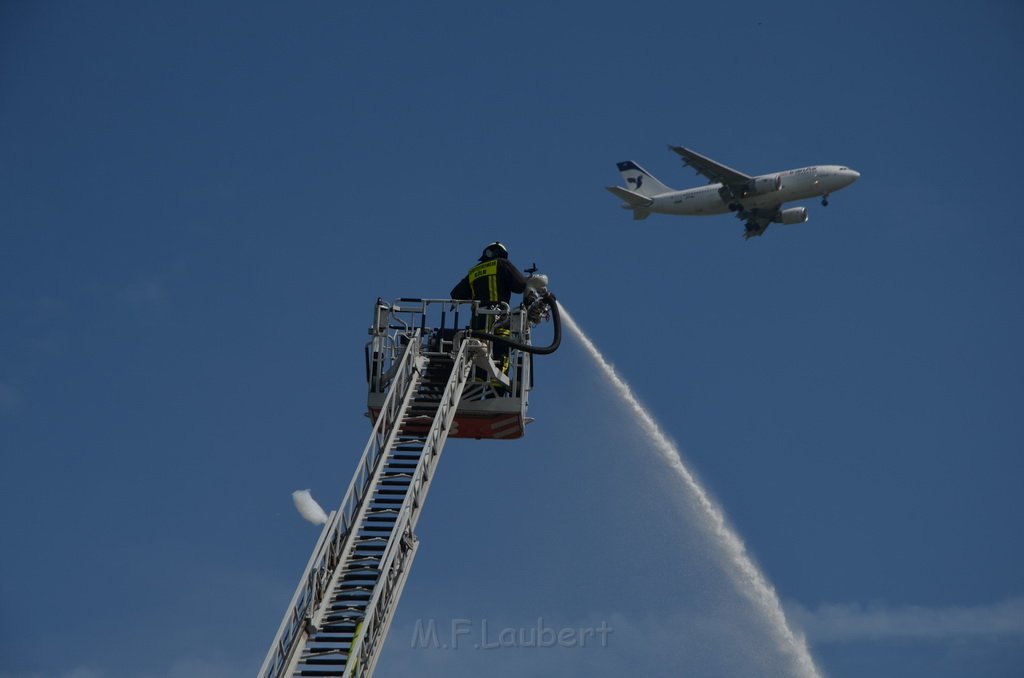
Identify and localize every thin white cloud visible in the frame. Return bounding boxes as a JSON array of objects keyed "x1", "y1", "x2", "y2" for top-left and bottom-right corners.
[
  {"x1": 118, "y1": 280, "x2": 165, "y2": 306},
  {"x1": 0, "y1": 657, "x2": 245, "y2": 678},
  {"x1": 383, "y1": 609, "x2": 819, "y2": 678},
  {"x1": 161, "y1": 658, "x2": 240, "y2": 678},
  {"x1": 62, "y1": 670, "x2": 105, "y2": 678},
  {"x1": 0, "y1": 382, "x2": 22, "y2": 412},
  {"x1": 786, "y1": 597, "x2": 1024, "y2": 642},
  {"x1": 0, "y1": 668, "x2": 105, "y2": 678}
]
